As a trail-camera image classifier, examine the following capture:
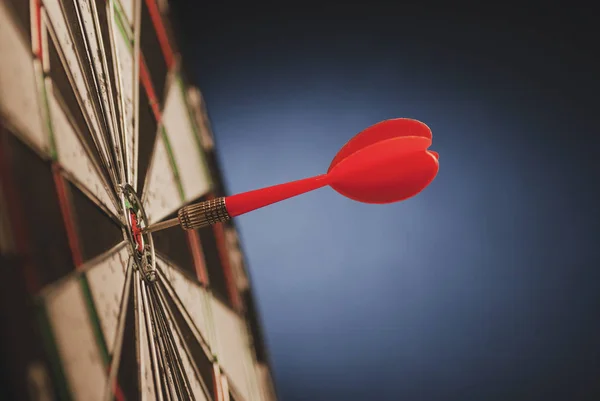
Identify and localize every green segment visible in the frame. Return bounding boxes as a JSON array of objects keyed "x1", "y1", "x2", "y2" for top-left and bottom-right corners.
[
  {"x1": 79, "y1": 276, "x2": 111, "y2": 365},
  {"x1": 161, "y1": 126, "x2": 186, "y2": 201},
  {"x1": 37, "y1": 69, "x2": 57, "y2": 160},
  {"x1": 112, "y1": 1, "x2": 133, "y2": 47},
  {"x1": 35, "y1": 302, "x2": 73, "y2": 401}
]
